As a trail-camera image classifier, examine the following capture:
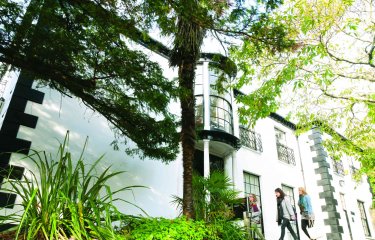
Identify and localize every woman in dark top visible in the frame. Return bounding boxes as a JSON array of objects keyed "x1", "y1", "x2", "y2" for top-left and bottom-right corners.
[{"x1": 275, "y1": 188, "x2": 298, "y2": 240}]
